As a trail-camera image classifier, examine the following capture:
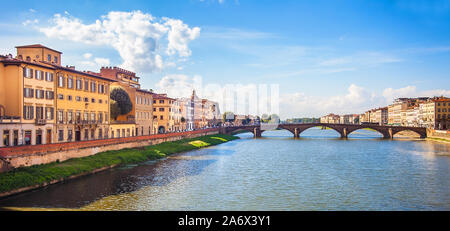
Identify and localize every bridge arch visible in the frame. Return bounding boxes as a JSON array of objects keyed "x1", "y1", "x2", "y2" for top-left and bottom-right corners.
[
  {"x1": 230, "y1": 128, "x2": 255, "y2": 135},
  {"x1": 346, "y1": 127, "x2": 387, "y2": 138},
  {"x1": 279, "y1": 124, "x2": 343, "y2": 138},
  {"x1": 391, "y1": 128, "x2": 426, "y2": 138}
]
